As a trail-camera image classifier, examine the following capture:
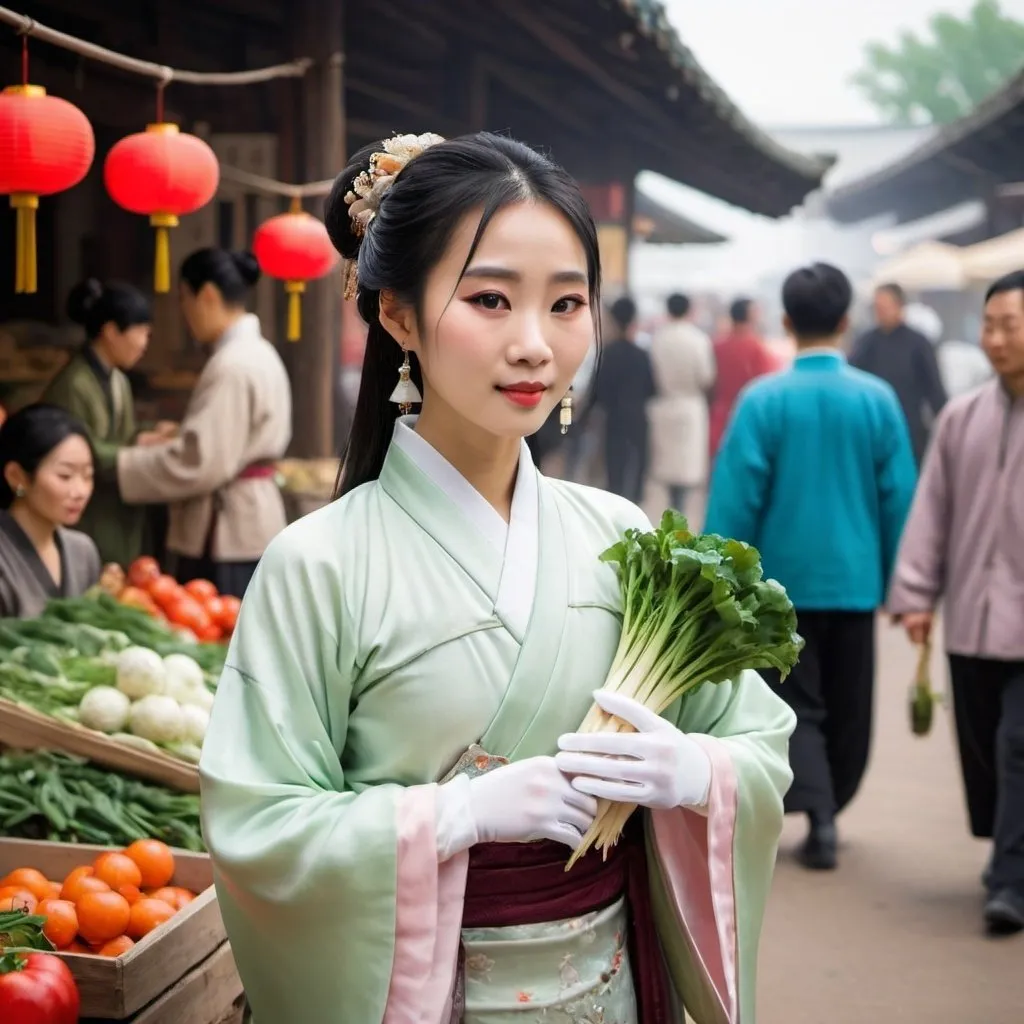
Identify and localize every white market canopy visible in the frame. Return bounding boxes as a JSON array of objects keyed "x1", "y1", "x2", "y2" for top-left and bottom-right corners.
[
  {"x1": 871, "y1": 241, "x2": 967, "y2": 291},
  {"x1": 959, "y1": 228, "x2": 1024, "y2": 283}
]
